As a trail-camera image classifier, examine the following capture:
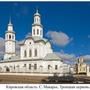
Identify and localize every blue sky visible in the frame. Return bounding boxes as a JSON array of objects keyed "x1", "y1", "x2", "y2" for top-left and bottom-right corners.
[{"x1": 0, "y1": 2, "x2": 90, "y2": 59}]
